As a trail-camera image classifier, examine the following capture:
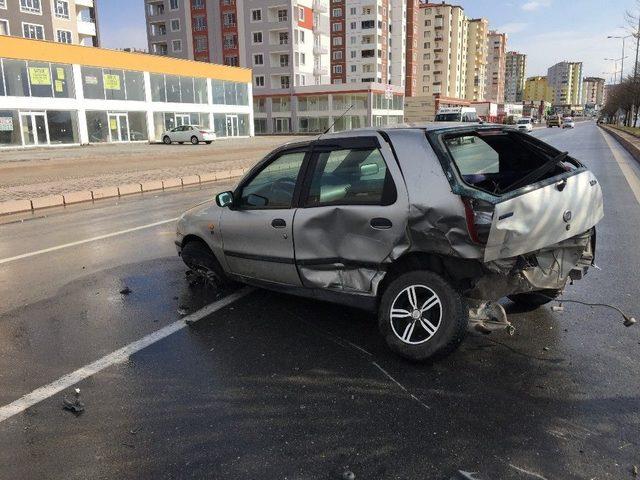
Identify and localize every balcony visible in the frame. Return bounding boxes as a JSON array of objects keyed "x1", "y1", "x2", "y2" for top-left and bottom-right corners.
[
  {"x1": 313, "y1": 45, "x2": 328, "y2": 55},
  {"x1": 75, "y1": 0, "x2": 94, "y2": 6},
  {"x1": 77, "y1": 20, "x2": 97, "y2": 36},
  {"x1": 313, "y1": 66, "x2": 328, "y2": 76},
  {"x1": 312, "y1": 0, "x2": 327, "y2": 13}
]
